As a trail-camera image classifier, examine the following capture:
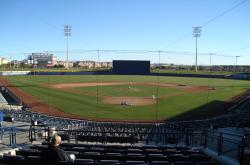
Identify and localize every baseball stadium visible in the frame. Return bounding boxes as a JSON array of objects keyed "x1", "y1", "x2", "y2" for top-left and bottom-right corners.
[{"x1": 1, "y1": 56, "x2": 250, "y2": 165}]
